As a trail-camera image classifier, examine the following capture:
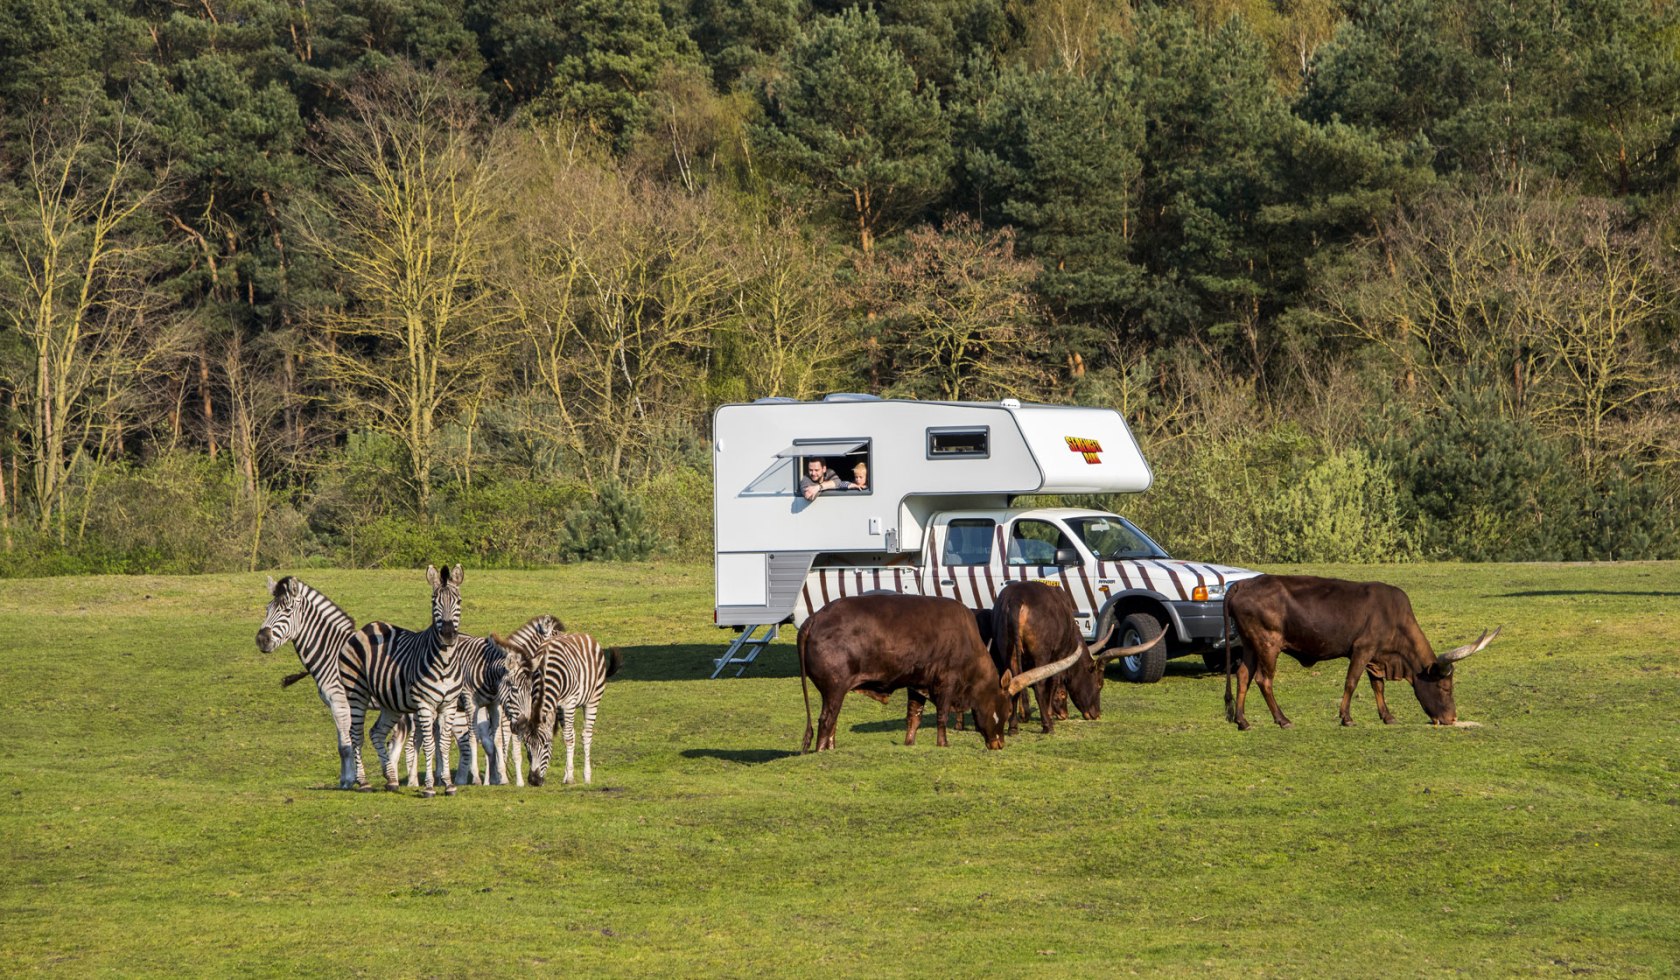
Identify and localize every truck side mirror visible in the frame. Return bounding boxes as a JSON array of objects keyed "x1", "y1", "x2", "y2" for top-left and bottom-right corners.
[{"x1": 1054, "y1": 547, "x2": 1082, "y2": 567}]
